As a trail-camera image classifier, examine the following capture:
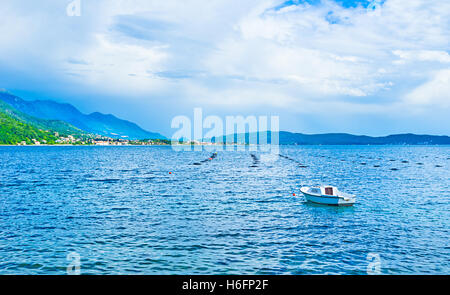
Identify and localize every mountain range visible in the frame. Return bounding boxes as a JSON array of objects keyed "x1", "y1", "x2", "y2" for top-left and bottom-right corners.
[
  {"x1": 210, "y1": 131, "x2": 450, "y2": 145},
  {"x1": 0, "y1": 91, "x2": 165, "y2": 140},
  {"x1": 1, "y1": 90, "x2": 449, "y2": 145}
]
